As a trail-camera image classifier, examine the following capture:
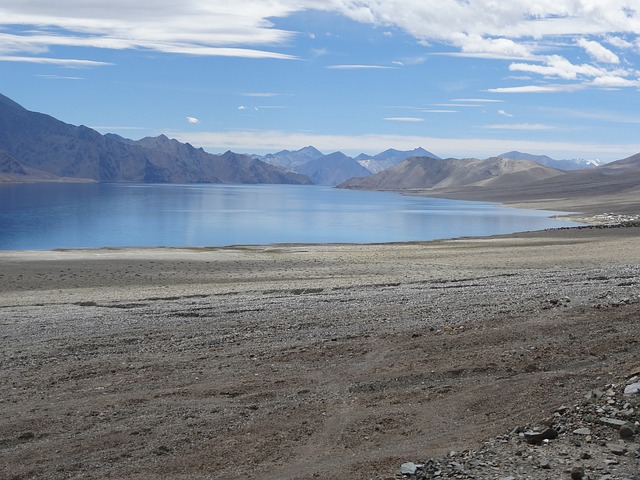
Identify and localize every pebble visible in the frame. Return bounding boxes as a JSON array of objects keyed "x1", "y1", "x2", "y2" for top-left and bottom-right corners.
[
  {"x1": 606, "y1": 443, "x2": 627, "y2": 456},
  {"x1": 571, "y1": 465, "x2": 585, "y2": 480},
  {"x1": 400, "y1": 462, "x2": 419, "y2": 475},
  {"x1": 524, "y1": 427, "x2": 558, "y2": 445},
  {"x1": 624, "y1": 382, "x2": 640, "y2": 395},
  {"x1": 619, "y1": 423, "x2": 635, "y2": 438},
  {"x1": 599, "y1": 417, "x2": 627, "y2": 429}
]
